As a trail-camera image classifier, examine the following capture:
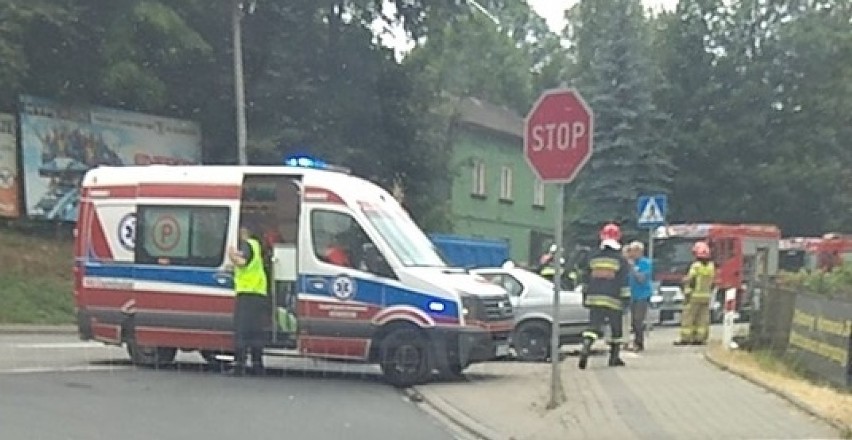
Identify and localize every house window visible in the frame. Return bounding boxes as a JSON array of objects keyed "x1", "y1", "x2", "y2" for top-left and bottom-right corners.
[
  {"x1": 472, "y1": 160, "x2": 486, "y2": 197},
  {"x1": 533, "y1": 179, "x2": 545, "y2": 208},
  {"x1": 500, "y1": 166, "x2": 513, "y2": 201}
]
